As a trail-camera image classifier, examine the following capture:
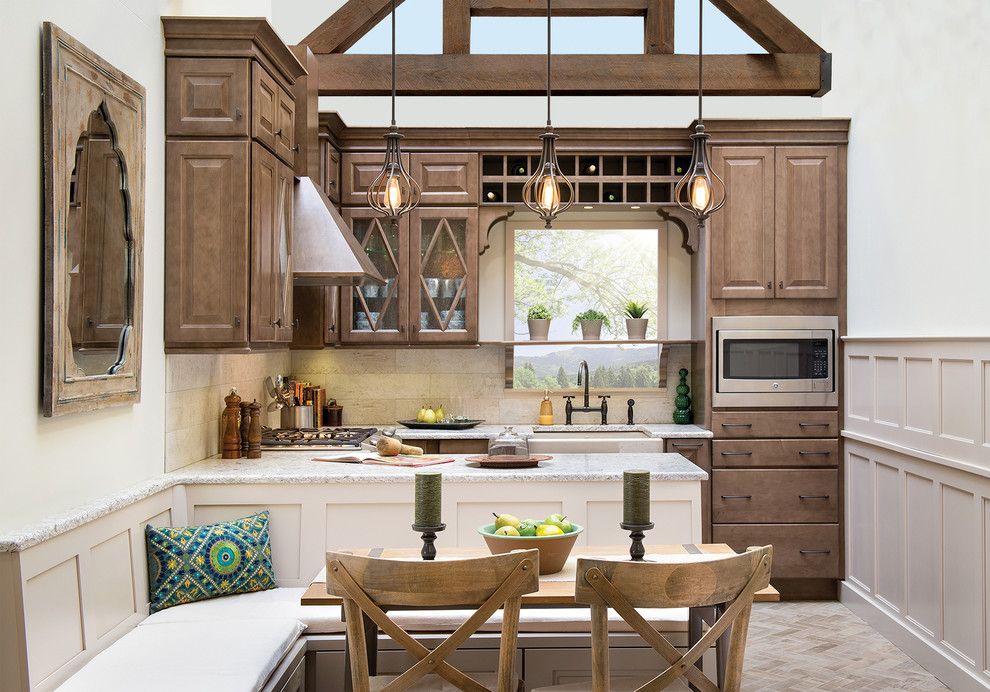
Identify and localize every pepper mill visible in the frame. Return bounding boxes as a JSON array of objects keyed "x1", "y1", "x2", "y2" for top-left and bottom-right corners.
[
  {"x1": 247, "y1": 400, "x2": 263, "y2": 459},
  {"x1": 239, "y1": 401, "x2": 251, "y2": 457},
  {"x1": 221, "y1": 389, "x2": 242, "y2": 459}
]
